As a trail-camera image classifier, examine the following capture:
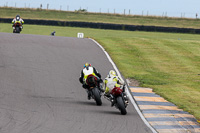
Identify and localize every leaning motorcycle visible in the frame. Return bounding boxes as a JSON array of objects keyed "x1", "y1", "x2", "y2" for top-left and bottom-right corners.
[
  {"x1": 13, "y1": 22, "x2": 22, "y2": 33},
  {"x1": 108, "y1": 85, "x2": 129, "y2": 115},
  {"x1": 86, "y1": 74, "x2": 102, "y2": 106}
]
